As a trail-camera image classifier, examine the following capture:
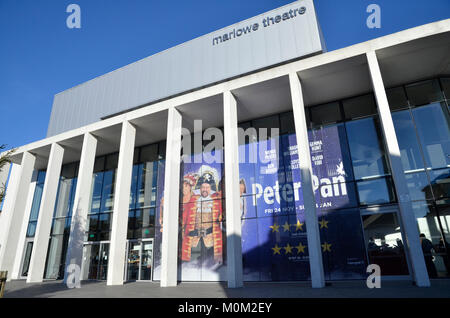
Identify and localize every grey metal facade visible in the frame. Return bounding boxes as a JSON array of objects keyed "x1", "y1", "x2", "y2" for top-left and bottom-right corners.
[{"x1": 47, "y1": 0, "x2": 324, "y2": 137}]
